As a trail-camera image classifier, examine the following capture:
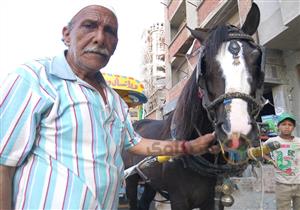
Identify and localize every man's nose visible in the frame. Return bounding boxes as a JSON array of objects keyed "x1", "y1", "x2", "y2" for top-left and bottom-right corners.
[{"x1": 94, "y1": 28, "x2": 105, "y2": 45}]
